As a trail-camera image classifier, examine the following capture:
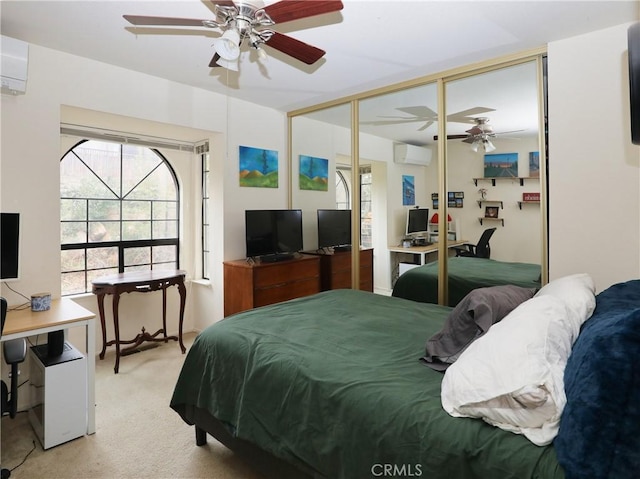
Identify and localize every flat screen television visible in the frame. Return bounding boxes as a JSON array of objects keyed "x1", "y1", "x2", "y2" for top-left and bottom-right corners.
[
  {"x1": 245, "y1": 209, "x2": 303, "y2": 261},
  {"x1": 1, "y1": 212, "x2": 20, "y2": 281},
  {"x1": 317, "y1": 209, "x2": 351, "y2": 251},
  {"x1": 406, "y1": 207, "x2": 430, "y2": 237}
]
